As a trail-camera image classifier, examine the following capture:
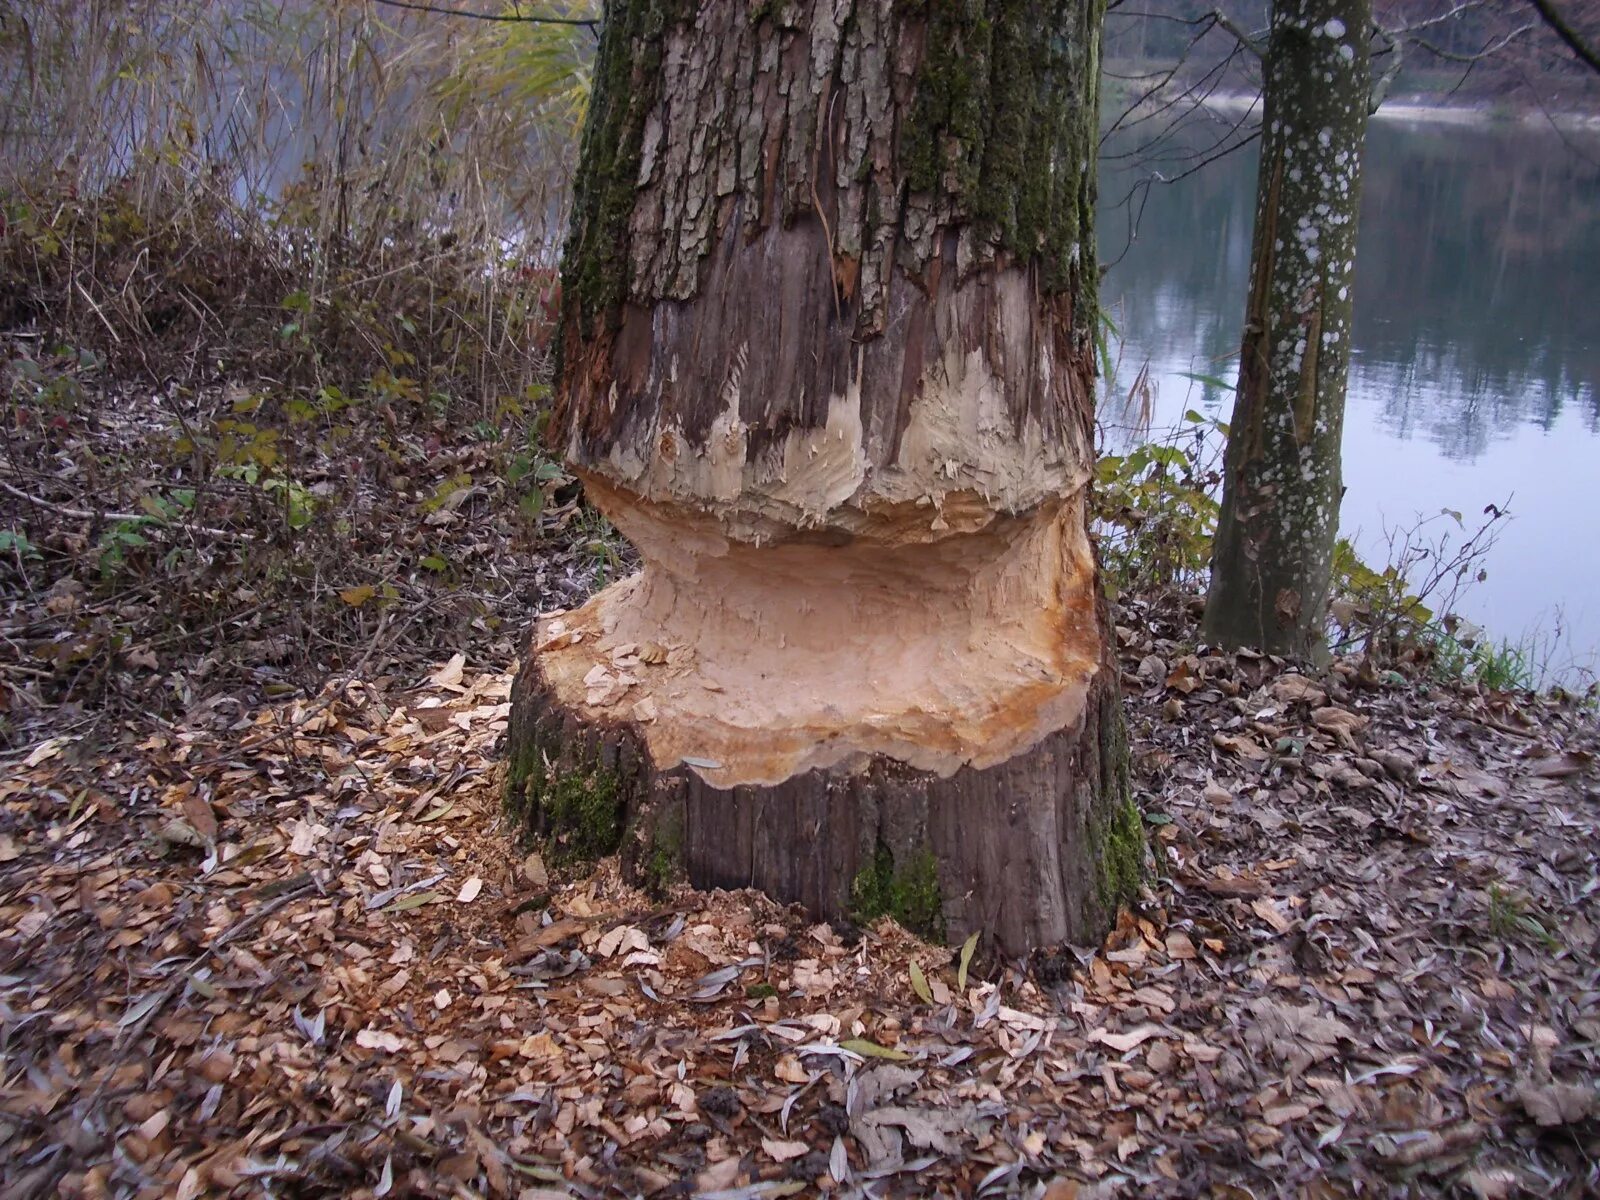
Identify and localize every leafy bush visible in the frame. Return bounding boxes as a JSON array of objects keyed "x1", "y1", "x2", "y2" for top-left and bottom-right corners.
[
  {"x1": 1326, "y1": 506, "x2": 1529, "y2": 686},
  {"x1": 1093, "y1": 413, "x2": 1222, "y2": 602}
]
